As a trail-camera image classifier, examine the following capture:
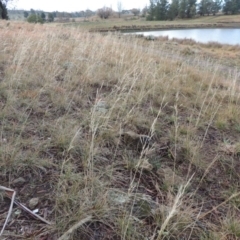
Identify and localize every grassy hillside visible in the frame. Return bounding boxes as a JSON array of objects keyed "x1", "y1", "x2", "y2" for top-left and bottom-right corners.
[{"x1": 0, "y1": 21, "x2": 240, "y2": 239}]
